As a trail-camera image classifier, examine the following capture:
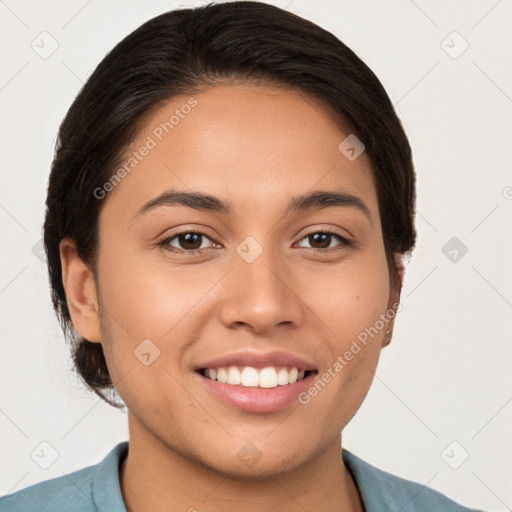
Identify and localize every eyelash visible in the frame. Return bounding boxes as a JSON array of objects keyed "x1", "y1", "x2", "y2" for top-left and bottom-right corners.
[{"x1": 156, "y1": 229, "x2": 353, "y2": 256}]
